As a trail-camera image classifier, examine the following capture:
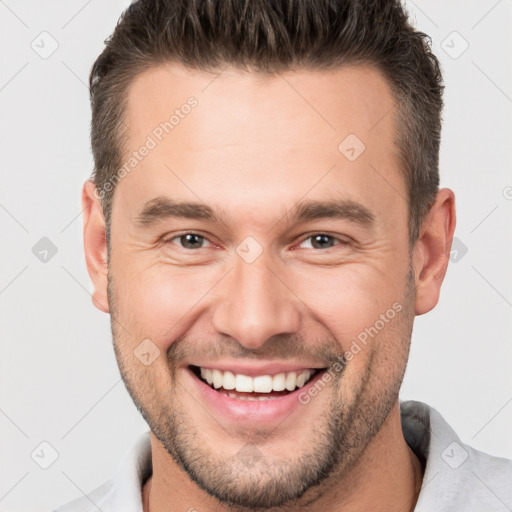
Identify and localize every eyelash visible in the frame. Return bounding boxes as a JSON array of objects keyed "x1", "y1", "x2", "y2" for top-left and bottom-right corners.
[{"x1": 163, "y1": 232, "x2": 350, "y2": 251}]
